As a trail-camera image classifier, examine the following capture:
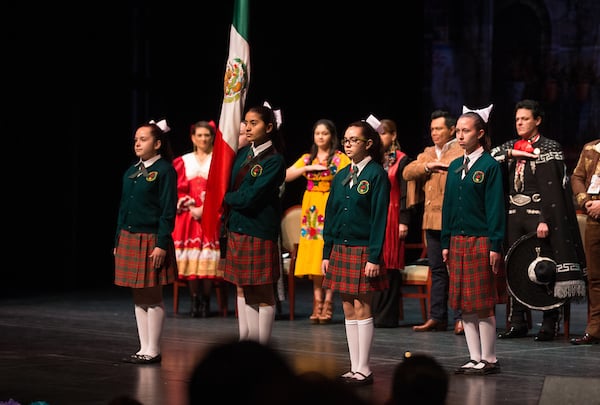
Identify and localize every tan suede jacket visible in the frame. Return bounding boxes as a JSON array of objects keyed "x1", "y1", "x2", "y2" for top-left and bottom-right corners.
[
  {"x1": 571, "y1": 138, "x2": 600, "y2": 210},
  {"x1": 402, "y1": 139, "x2": 464, "y2": 230}
]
